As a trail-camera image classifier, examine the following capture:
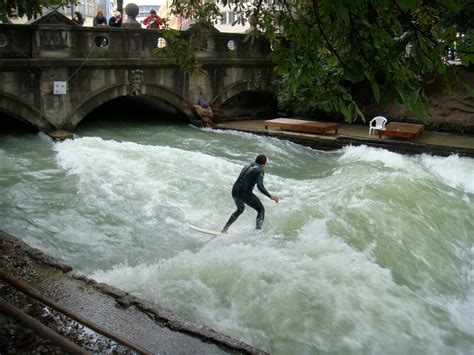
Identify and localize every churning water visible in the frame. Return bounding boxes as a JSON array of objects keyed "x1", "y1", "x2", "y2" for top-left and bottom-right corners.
[{"x1": 1, "y1": 120, "x2": 473, "y2": 353}]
